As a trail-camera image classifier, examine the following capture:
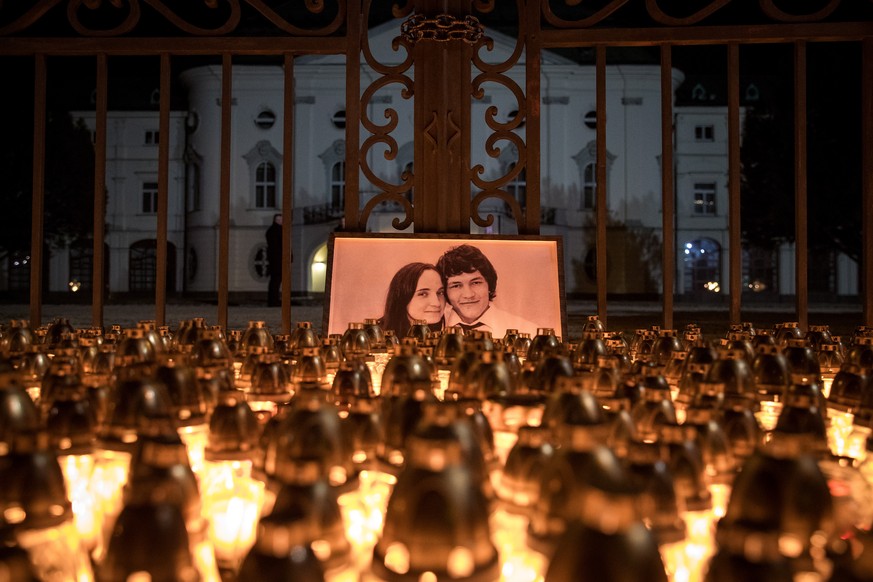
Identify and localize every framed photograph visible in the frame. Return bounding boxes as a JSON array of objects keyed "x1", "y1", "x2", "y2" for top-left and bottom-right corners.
[{"x1": 324, "y1": 233, "x2": 566, "y2": 341}]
